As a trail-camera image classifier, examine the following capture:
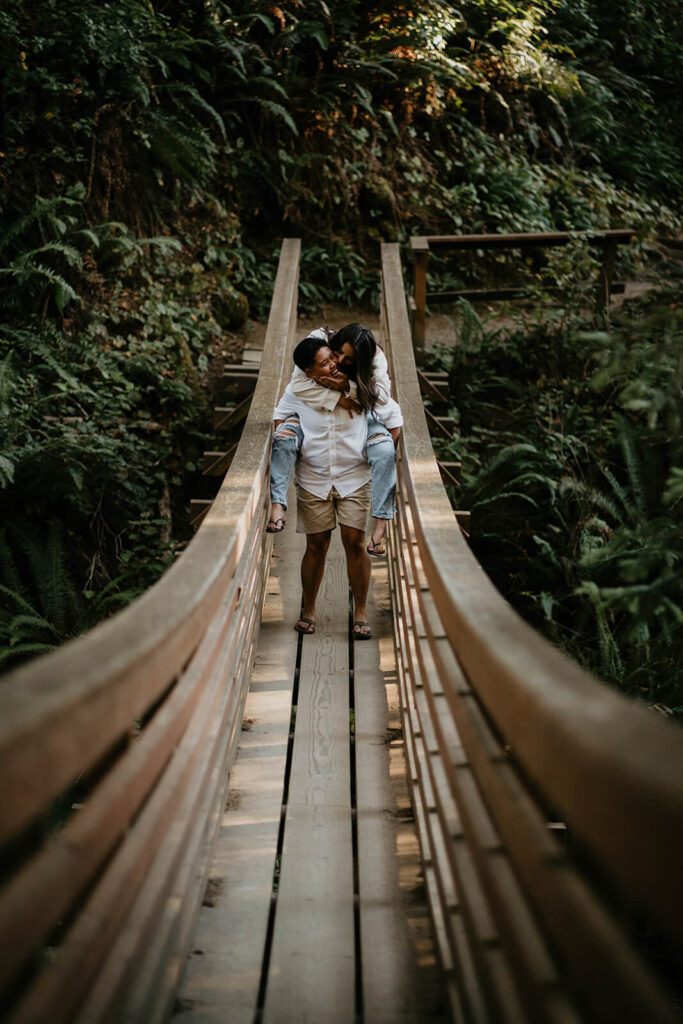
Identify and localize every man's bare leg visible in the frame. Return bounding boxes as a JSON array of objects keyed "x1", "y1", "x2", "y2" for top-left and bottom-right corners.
[
  {"x1": 297, "y1": 529, "x2": 332, "y2": 632},
  {"x1": 340, "y1": 524, "x2": 371, "y2": 636}
]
